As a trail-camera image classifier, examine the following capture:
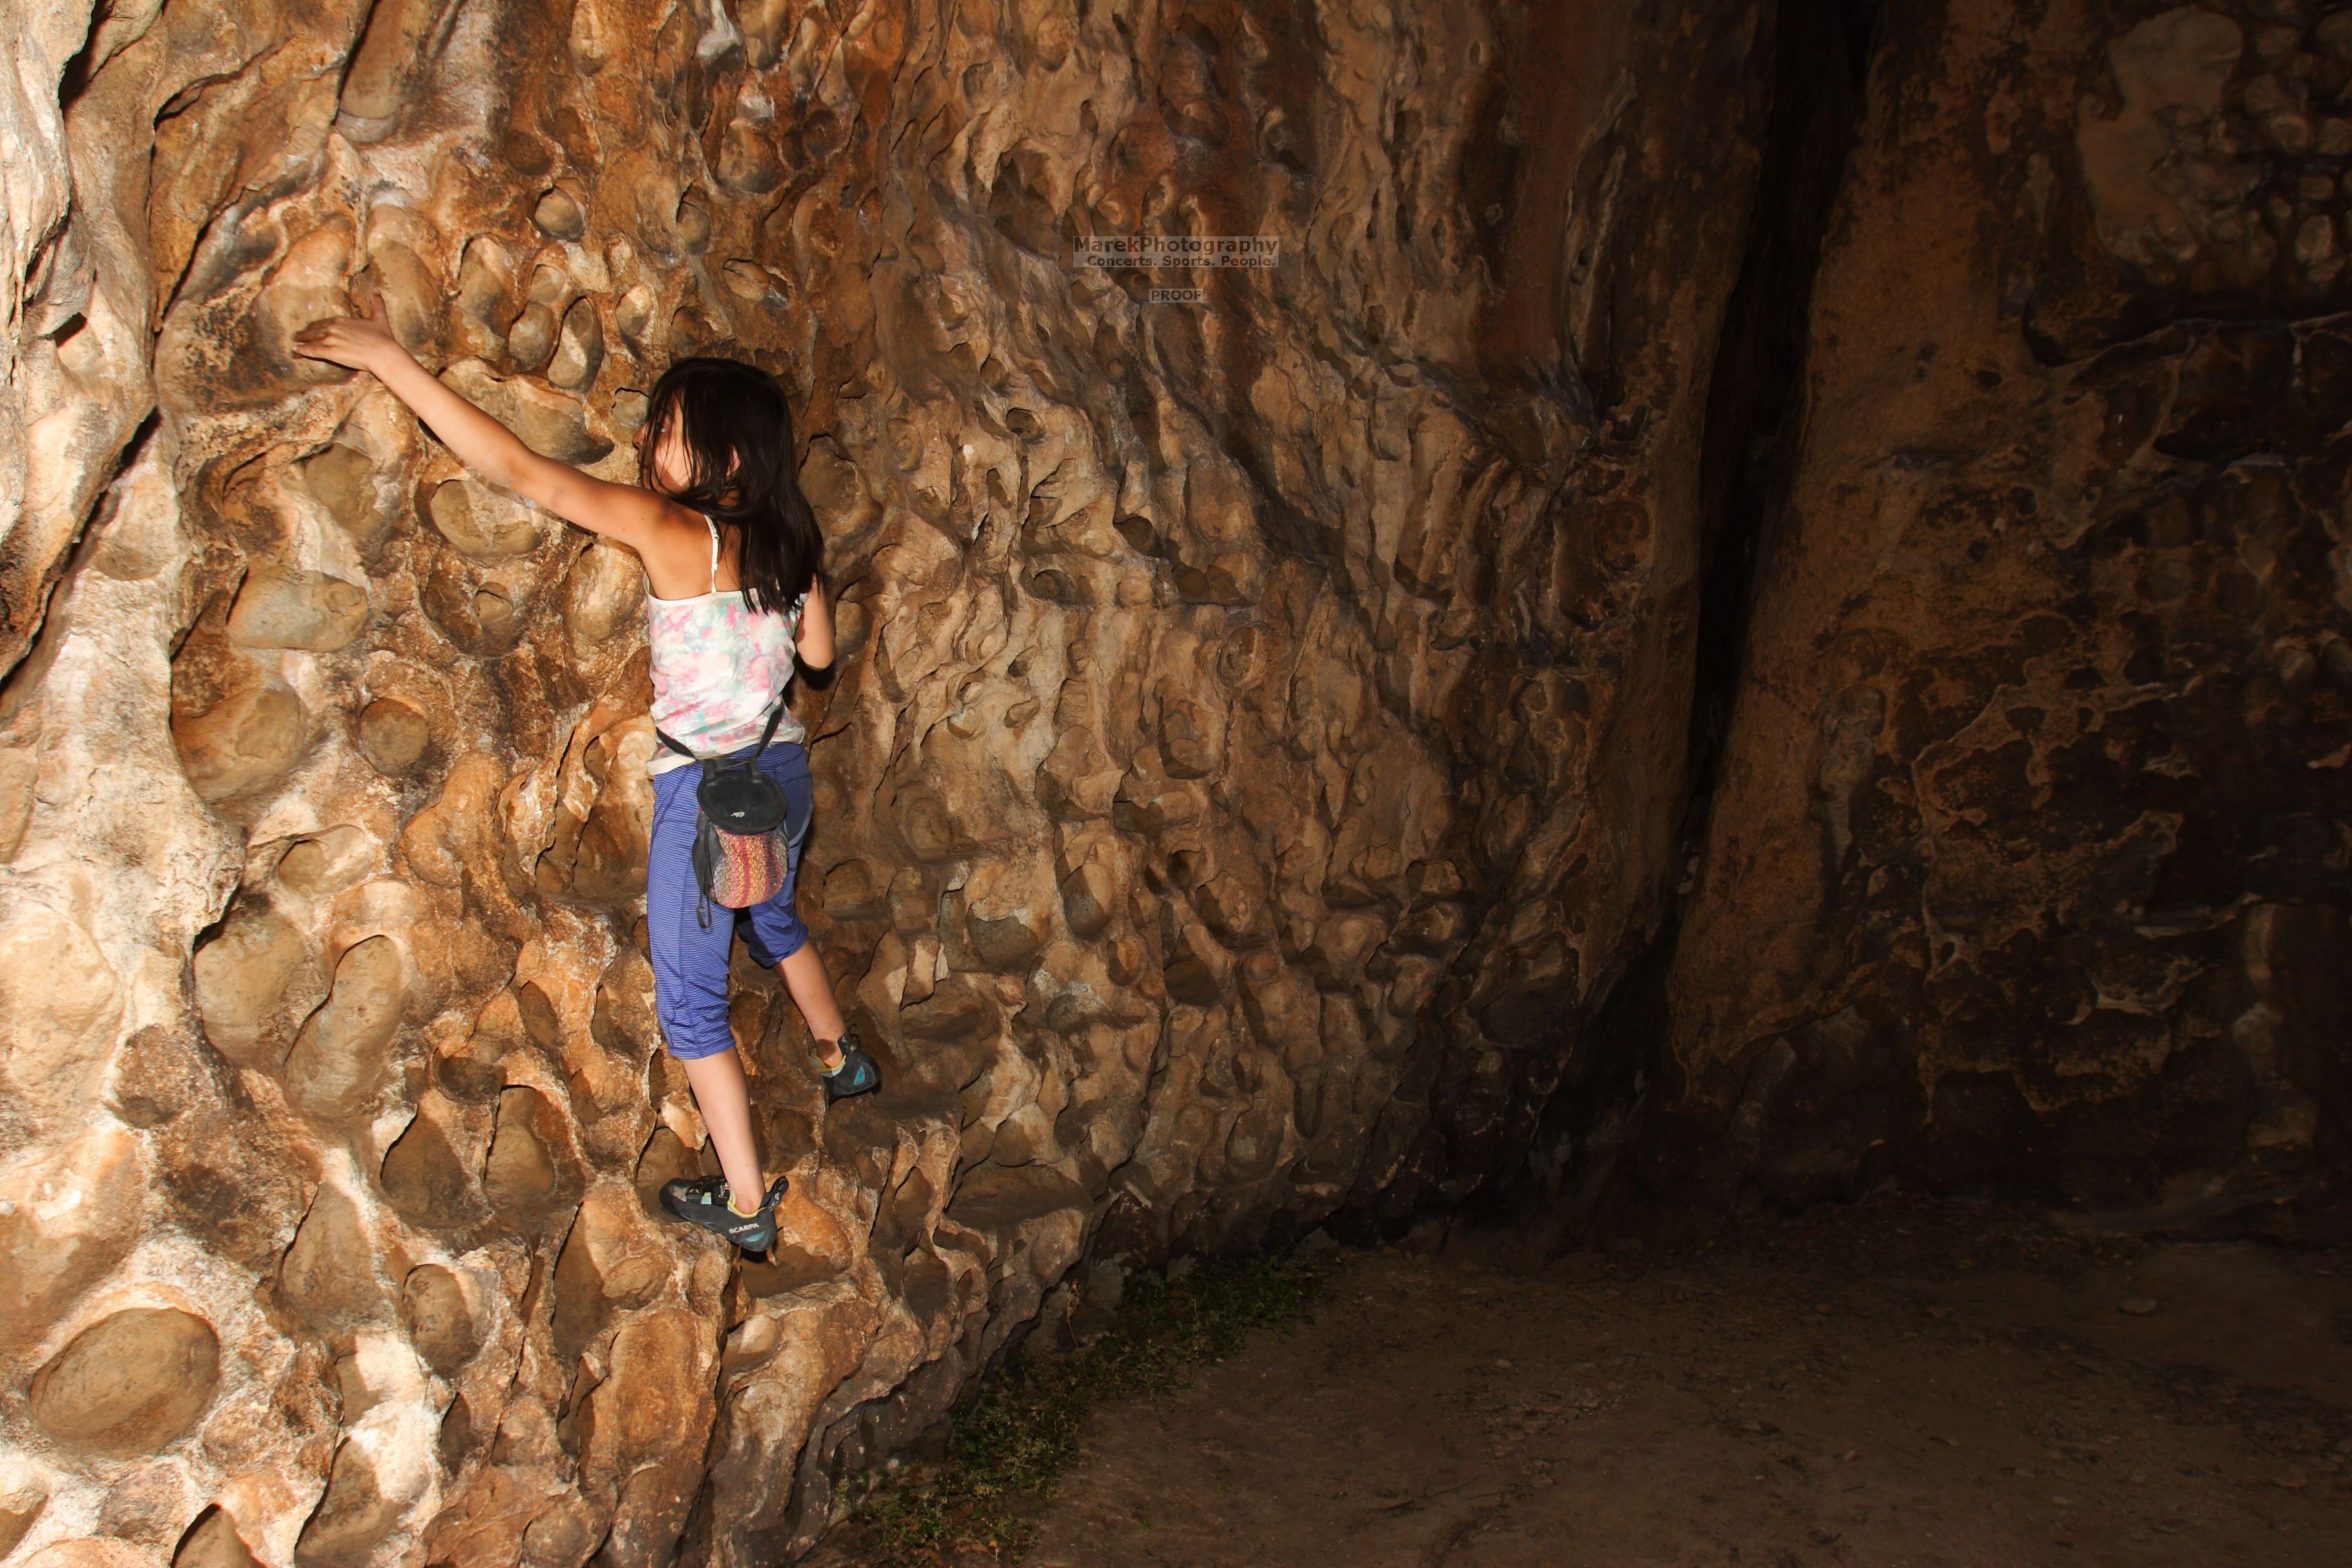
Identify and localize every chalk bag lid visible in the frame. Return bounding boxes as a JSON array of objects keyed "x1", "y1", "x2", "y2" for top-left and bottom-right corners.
[{"x1": 697, "y1": 765, "x2": 789, "y2": 835}]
